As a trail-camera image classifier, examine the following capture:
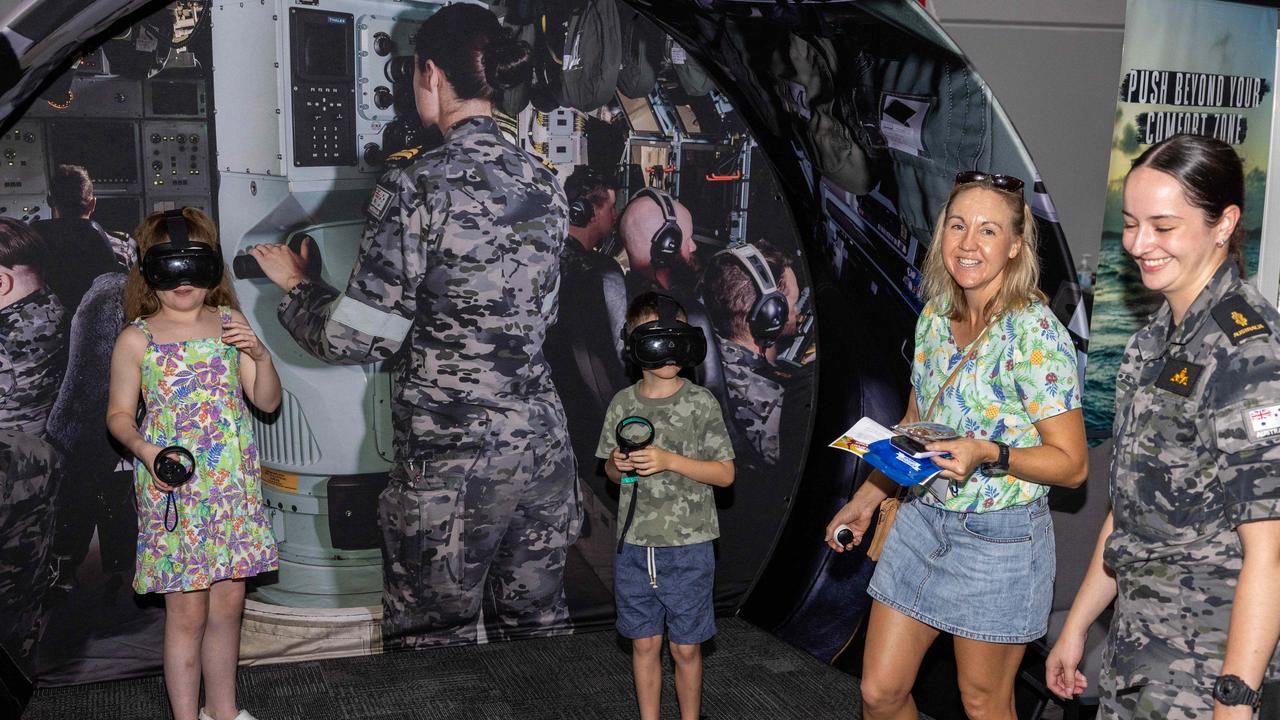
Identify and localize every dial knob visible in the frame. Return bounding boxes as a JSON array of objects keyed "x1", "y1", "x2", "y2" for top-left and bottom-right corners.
[
  {"x1": 373, "y1": 86, "x2": 394, "y2": 110},
  {"x1": 363, "y1": 142, "x2": 385, "y2": 167},
  {"x1": 373, "y1": 32, "x2": 394, "y2": 57}
]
